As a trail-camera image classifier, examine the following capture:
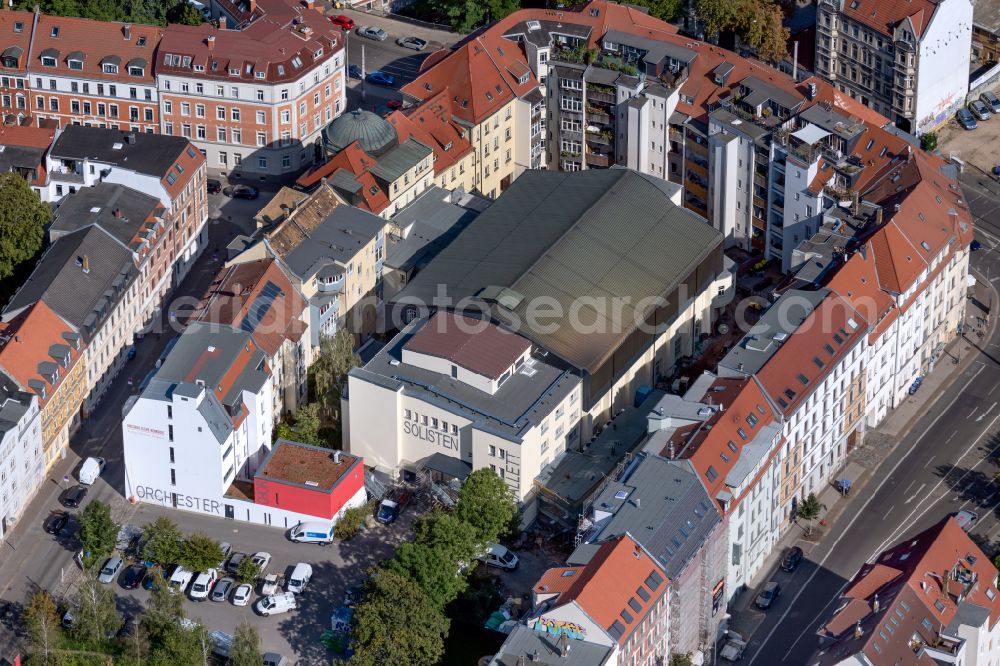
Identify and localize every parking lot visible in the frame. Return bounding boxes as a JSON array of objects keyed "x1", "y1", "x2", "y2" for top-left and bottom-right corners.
[{"x1": 937, "y1": 86, "x2": 1000, "y2": 175}]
